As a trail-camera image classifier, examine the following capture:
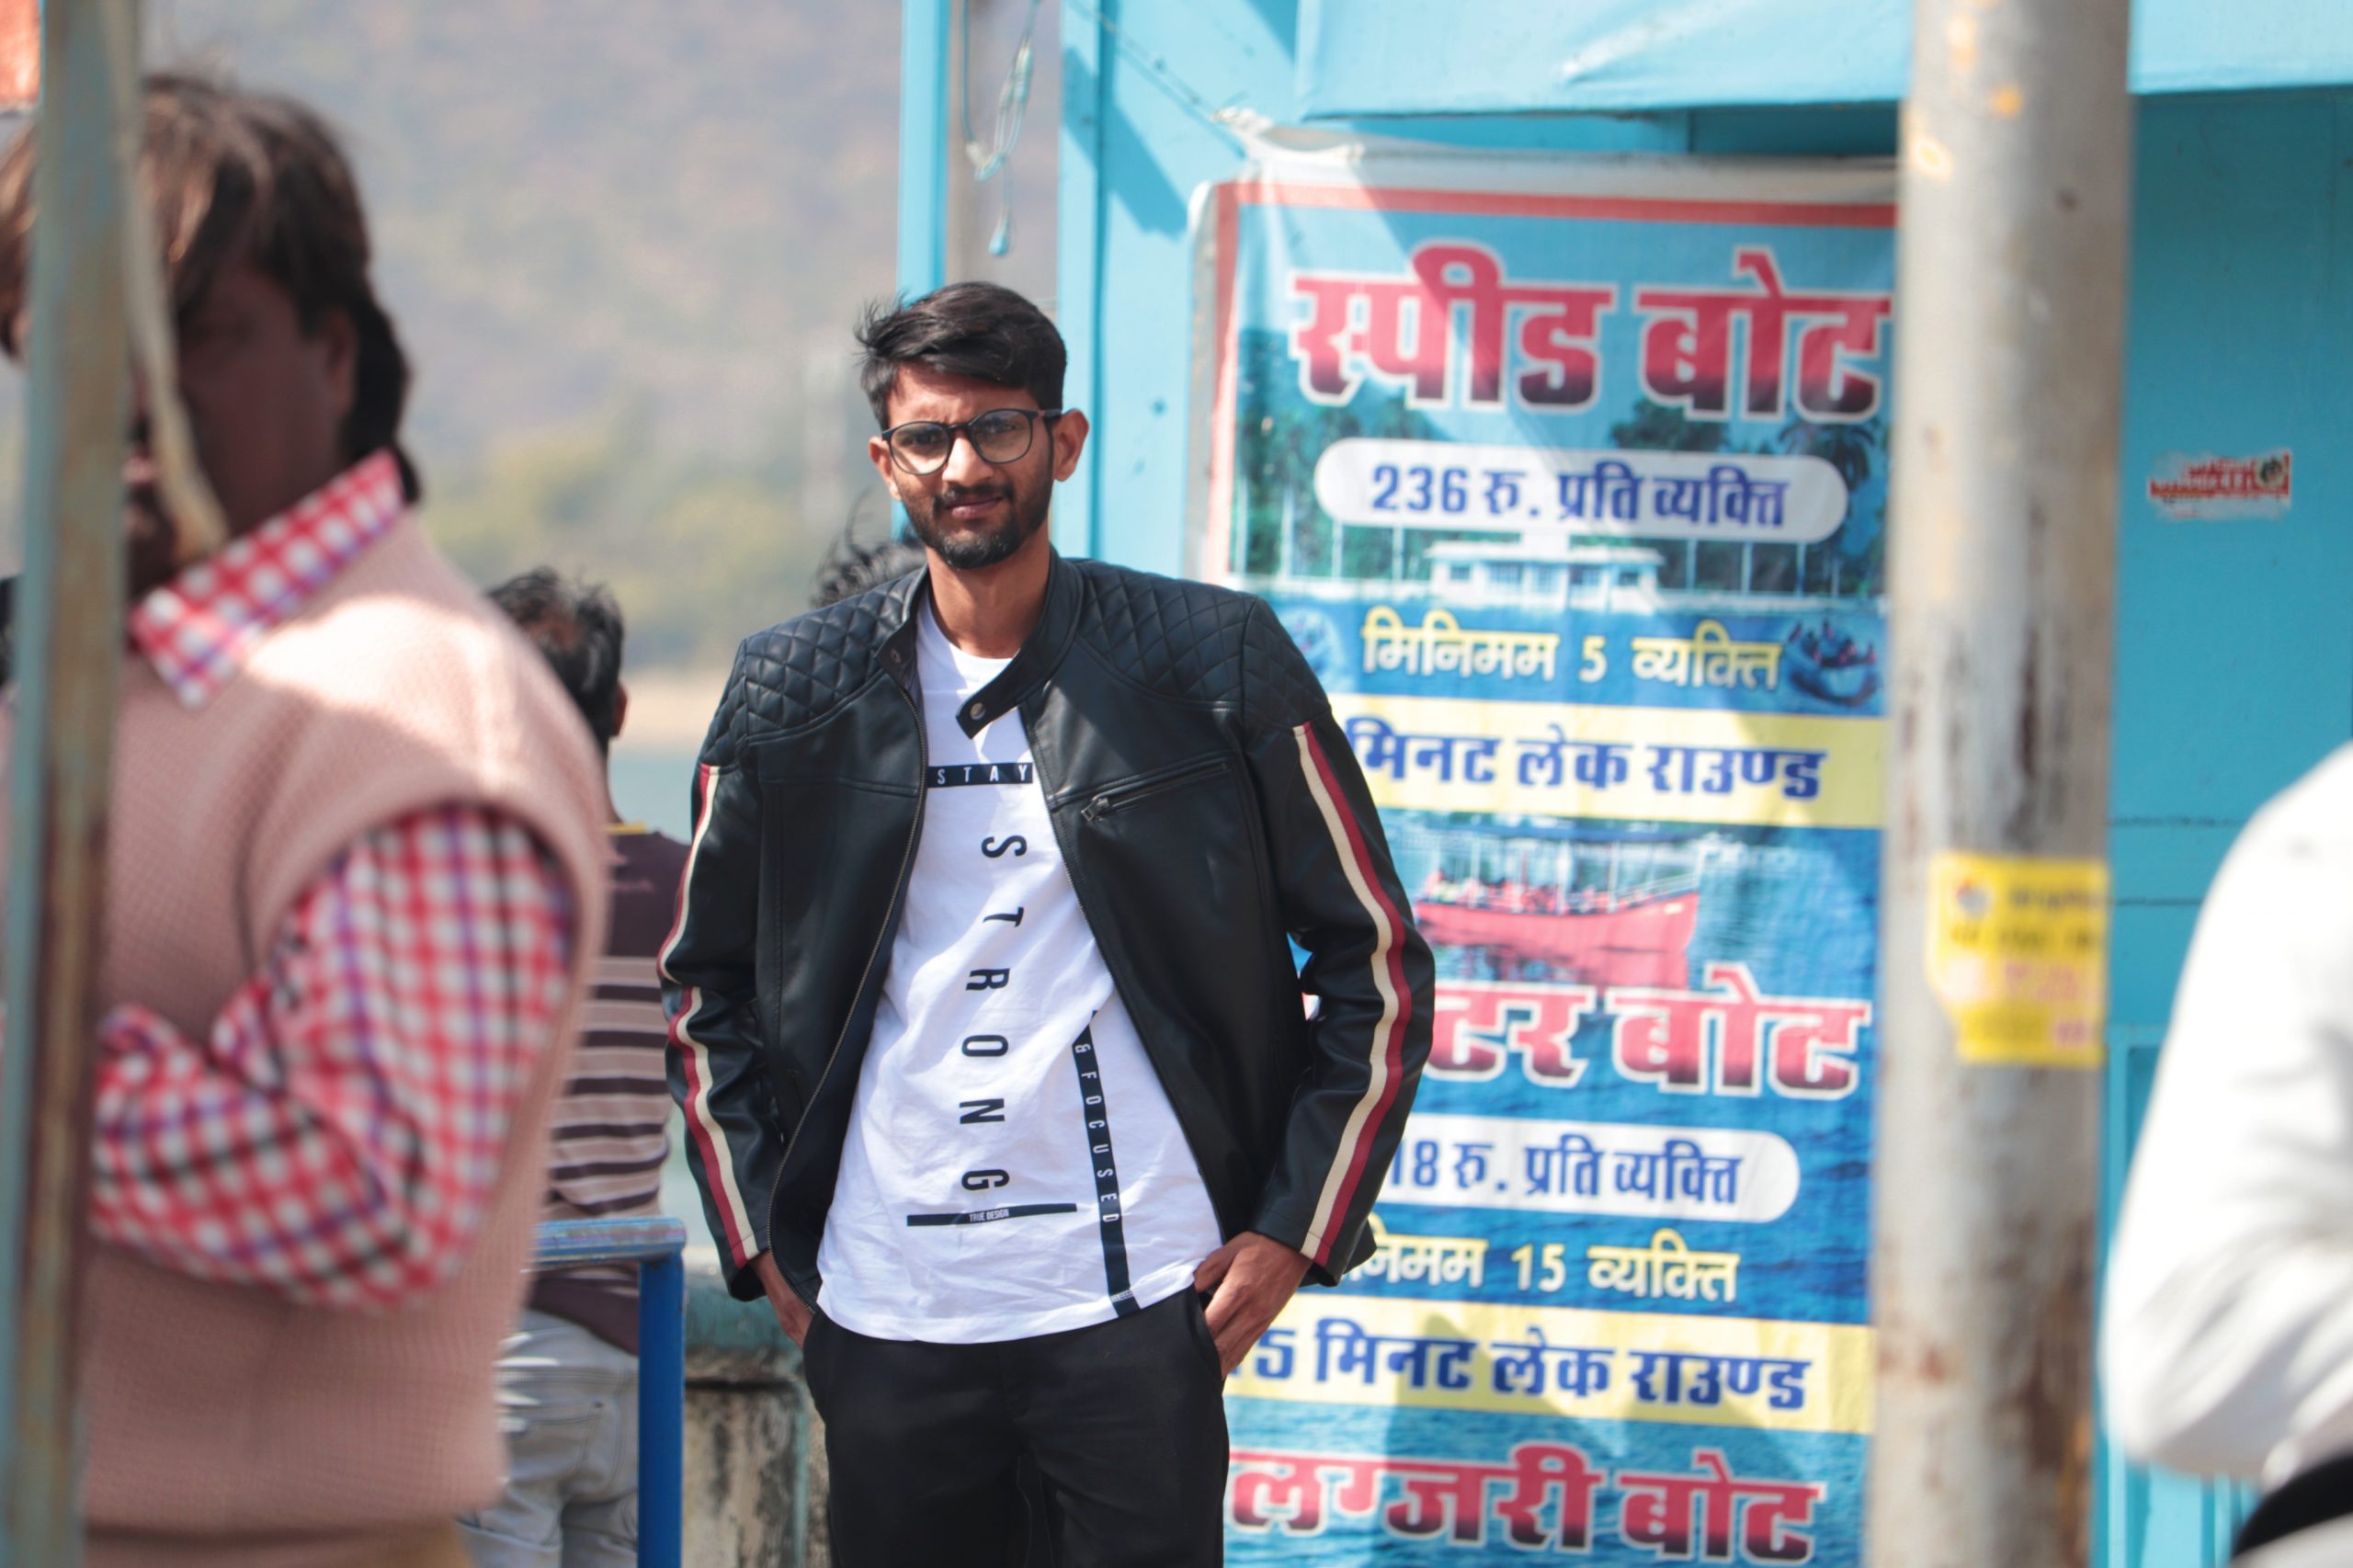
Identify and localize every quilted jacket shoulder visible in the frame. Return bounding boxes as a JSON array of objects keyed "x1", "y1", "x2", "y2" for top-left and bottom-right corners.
[
  {"x1": 1069, "y1": 557, "x2": 1327, "y2": 727},
  {"x1": 698, "y1": 575, "x2": 915, "y2": 767}
]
